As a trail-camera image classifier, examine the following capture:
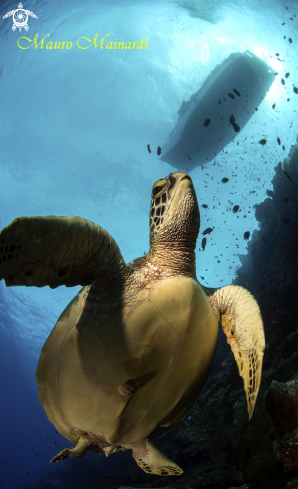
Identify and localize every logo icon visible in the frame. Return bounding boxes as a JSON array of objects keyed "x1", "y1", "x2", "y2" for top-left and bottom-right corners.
[{"x1": 3, "y1": 3, "x2": 38, "y2": 32}]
